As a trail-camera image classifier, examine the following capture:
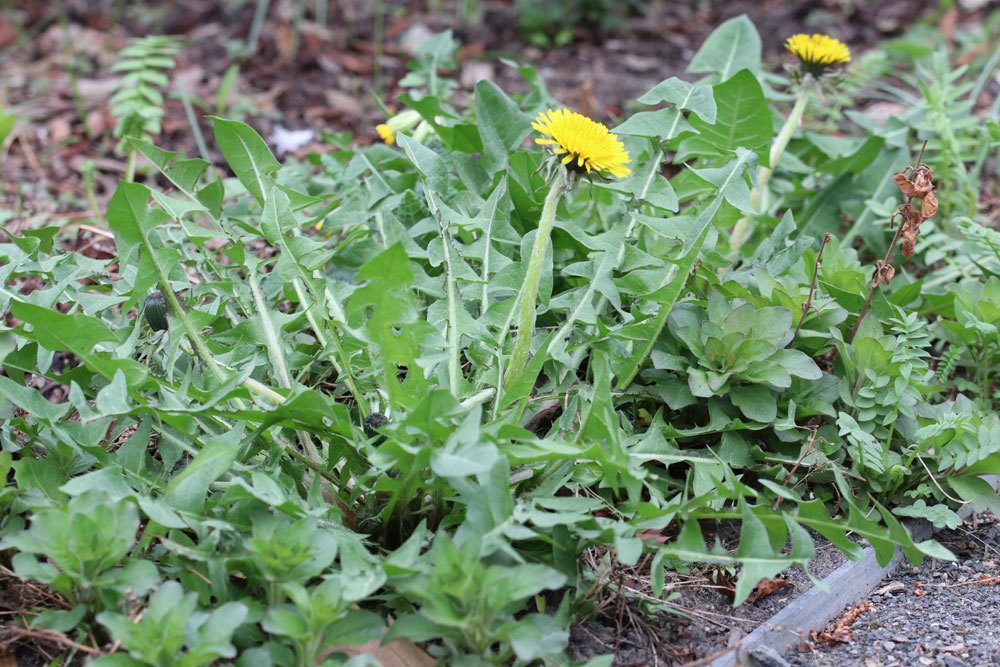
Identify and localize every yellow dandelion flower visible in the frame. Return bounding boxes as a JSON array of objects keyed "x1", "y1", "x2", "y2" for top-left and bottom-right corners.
[
  {"x1": 376, "y1": 123, "x2": 395, "y2": 145},
  {"x1": 375, "y1": 109, "x2": 423, "y2": 146},
  {"x1": 785, "y1": 33, "x2": 851, "y2": 73},
  {"x1": 533, "y1": 108, "x2": 632, "y2": 179}
]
